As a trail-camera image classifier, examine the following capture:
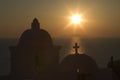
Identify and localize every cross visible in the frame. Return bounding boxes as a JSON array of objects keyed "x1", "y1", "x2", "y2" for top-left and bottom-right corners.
[{"x1": 73, "y1": 43, "x2": 79, "y2": 54}]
